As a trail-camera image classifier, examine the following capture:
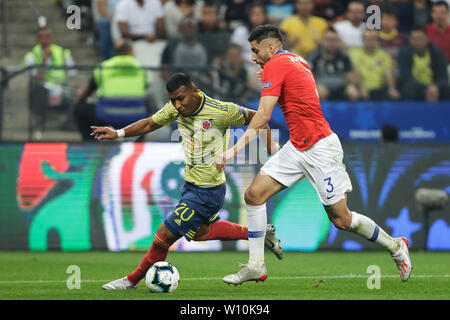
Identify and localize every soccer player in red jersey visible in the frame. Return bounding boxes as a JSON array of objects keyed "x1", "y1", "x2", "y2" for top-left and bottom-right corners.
[{"x1": 217, "y1": 25, "x2": 413, "y2": 285}]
